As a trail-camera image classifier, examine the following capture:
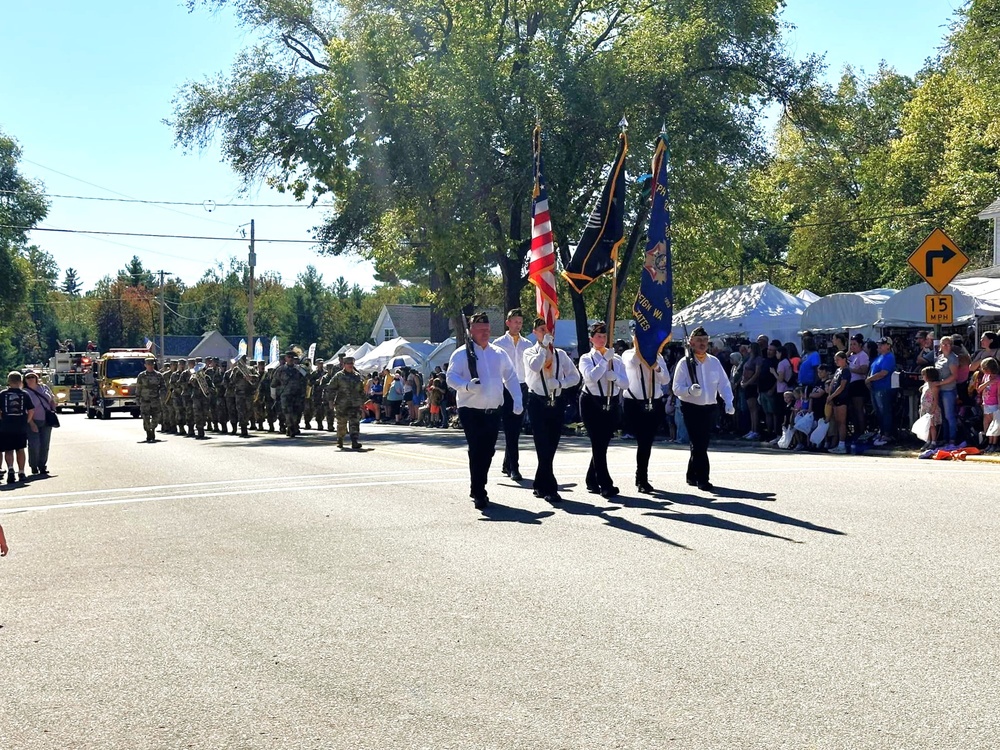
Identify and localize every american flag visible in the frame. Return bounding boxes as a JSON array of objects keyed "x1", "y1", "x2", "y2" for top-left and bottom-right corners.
[{"x1": 528, "y1": 126, "x2": 558, "y2": 334}]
